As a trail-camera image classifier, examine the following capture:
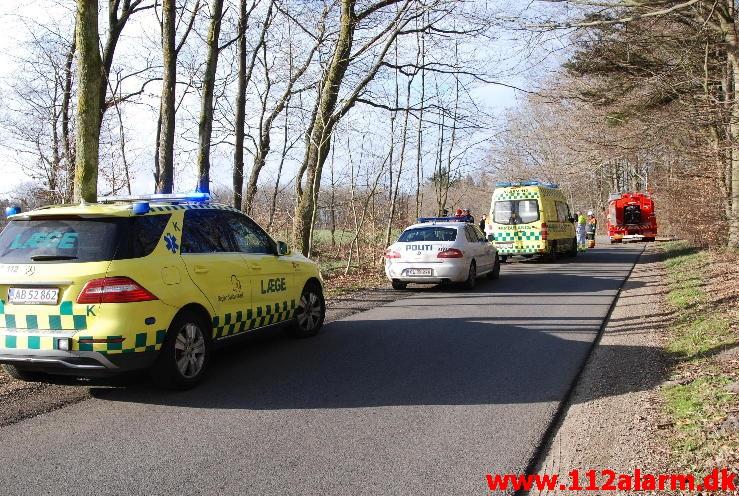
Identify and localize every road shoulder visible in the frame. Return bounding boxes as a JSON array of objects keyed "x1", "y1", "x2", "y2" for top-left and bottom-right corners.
[{"x1": 533, "y1": 244, "x2": 670, "y2": 493}]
